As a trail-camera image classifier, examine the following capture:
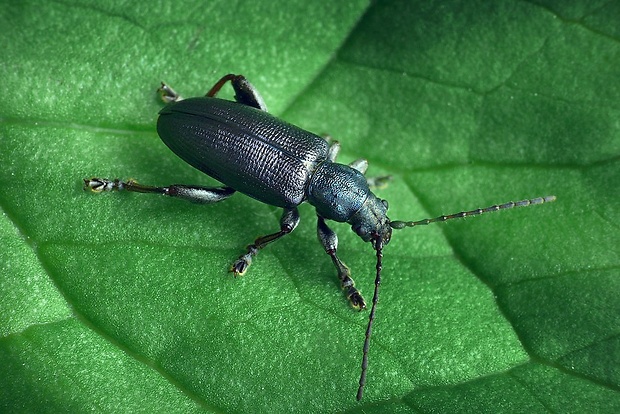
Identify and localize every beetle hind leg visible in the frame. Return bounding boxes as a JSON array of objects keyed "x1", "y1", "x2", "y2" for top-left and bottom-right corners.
[
  {"x1": 231, "y1": 207, "x2": 300, "y2": 276},
  {"x1": 205, "y1": 74, "x2": 268, "y2": 112},
  {"x1": 83, "y1": 178, "x2": 236, "y2": 204},
  {"x1": 317, "y1": 216, "x2": 366, "y2": 310}
]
